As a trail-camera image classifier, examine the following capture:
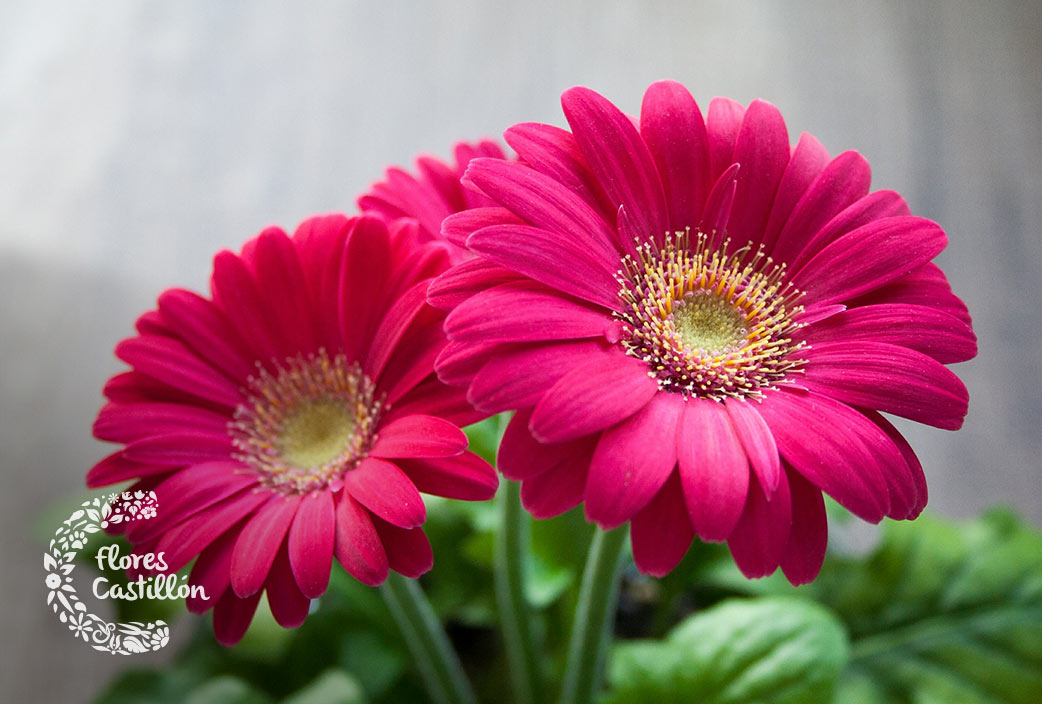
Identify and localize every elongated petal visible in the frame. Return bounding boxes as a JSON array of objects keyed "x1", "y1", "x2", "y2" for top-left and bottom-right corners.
[
  {"x1": 251, "y1": 227, "x2": 317, "y2": 356},
  {"x1": 852, "y1": 261, "x2": 971, "y2": 326},
  {"x1": 373, "y1": 518, "x2": 433, "y2": 578},
  {"x1": 586, "y1": 393, "x2": 682, "y2": 528},
  {"x1": 157, "y1": 289, "x2": 255, "y2": 382},
  {"x1": 530, "y1": 349, "x2": 659, "y2": 443},
  {"x1": 468, "y1": 225, "x2": 621, "y2": 308},
  {"x1": 339, "y1": 216, "x2": 392, "y2": 362},
  {"x1": 230, "y1": 494, "x2": 302, "y2": 598},
  {"x1": 728, "y1": 99, "x2": 790, "y2": 247},
  {"x1": 86, "y1": 451, "x2": 170, "y2": 488},
  {"x1": 724, "y1": 399, "x2": 781, "y2": 496},
  {"x1": 366, "y1": 280, "x2": 429, "y2": 378},
  {"x1": 779, "y1": 466, "x2": 827, "y2": 585},
  {"x1": 122, "y1": 431, "x2": 233, "y2": 466},
  {"x1": 640, "y1": 80, "x2": 711, "y2": 229},
  {"x1": 210, "y1": 250, "x2": 280, "y2": 366},
  {"x1": 115, "y1": 335, "x2": 242, "y2": 408},
  {"x1": 792, "y1": 216, "x2": 948, "y2": 306},
  {"x1": 445, "y1": 280, "x2": 610, "y2": 344},
  {"x1": 706, "y1": 97, "x2": 745, "y2": 178},
  {"x1": 266, "y1": 544, "x2": 311, "y2": 629},
  {"x1": 677, "y1": 398, "x2": 750, "y2": 541},
  {"x1": 370, "y1": 415, "x2": 467, "y2": 458},
  {"x1": 397, "y1": 452, "x2": 498, "y2": 501},
  {"x1": 791, "y1": 189, "x2": 910, "y2": 271},
  {"x1": 756, "y1": 389, "x2": 892, "y2": 522},
  {"x1": 801, "y1": 303, "x2": 977, "y2": 364},
  {"x1": 159, "y1": 489, "x2": 269, "y2": 573},
  {"x1": 186, "y1": 524, "x2": 241, "y2": 614},
  {"x1": 468, "y1": 339, "x2": 606, "y2": 413},
  {"x1": 503, "y1": 122, "x2": 611, "y2": 214},
  {"x1": 563, "y1": 86, "x2": 669, "y2": 246},
  {"x1": 334, "y1": 492, "x2": 388, "y2": 586},
  {"x1": 499, "y1": 408, "x2": 596, "y2": 482},
  {"x1": 344, "y1": 458, "x2": 425, "y2": 528},
  {"x1": 213, "y1": 588, "x2": 262, "y2": 646},
  {"x1": 427, "y1": 258, "x2": 521, "y2": 310},
  {"x1": 520, "y1": 443, "x2": 593, "y2": 519},
  {"x1": 288, "y1": 490, "x2": 335, "y2": 599},
  {"x1": 760, "y1": 132, "x2": 829, "y2": 251},
  {"x1": 93, "y1": 401, "x2": 228, "y2": 443},
  {"x1": 631, "y1": 471, "x2": 693, "y2": 576},
  {"x1": 727, "y1": 471, "x2": 792, "y2": 579},
  {"x1": 802, "y1": 341, "x2": 969, "y2": 429},
  {"x1": 442, "y1": 206, "x2": 522, "y2": 247}
]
